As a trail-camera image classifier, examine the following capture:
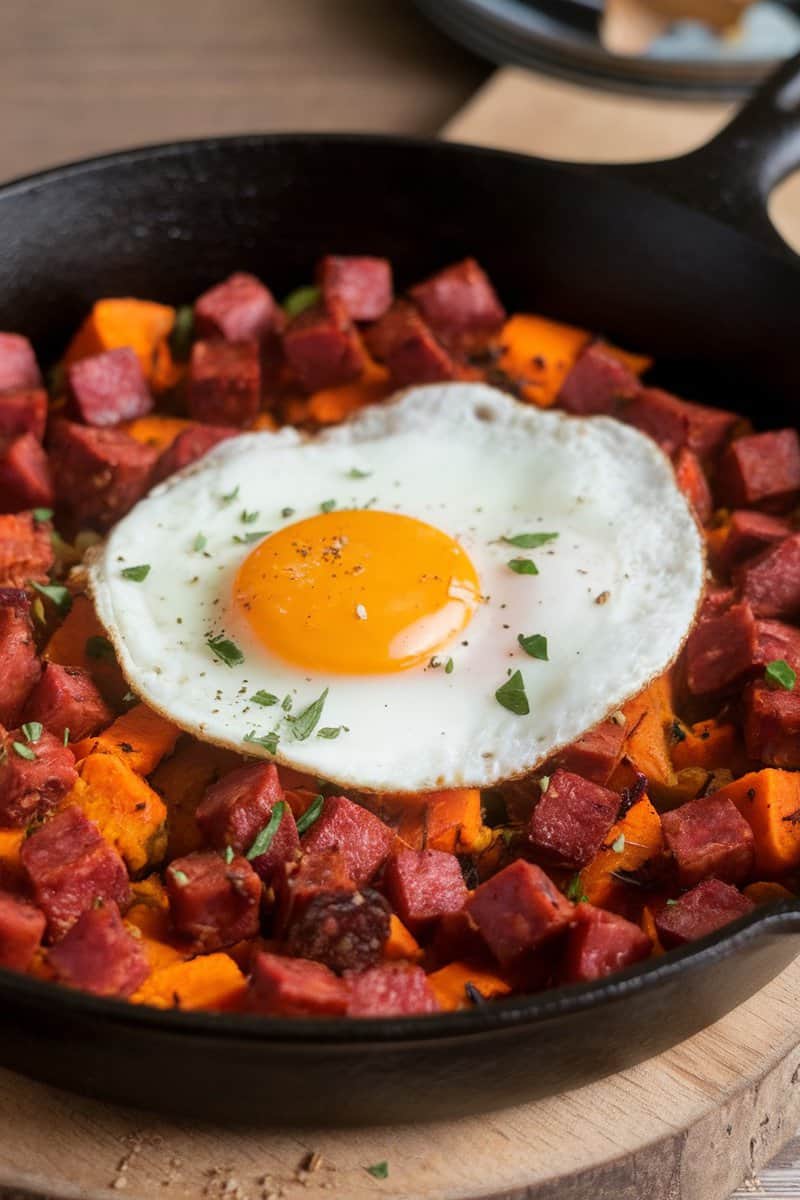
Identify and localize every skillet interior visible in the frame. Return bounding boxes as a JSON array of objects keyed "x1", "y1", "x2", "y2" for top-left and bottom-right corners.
[{"x1": 1, "y1": 134, "x2": 800, "y2": 1123}]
